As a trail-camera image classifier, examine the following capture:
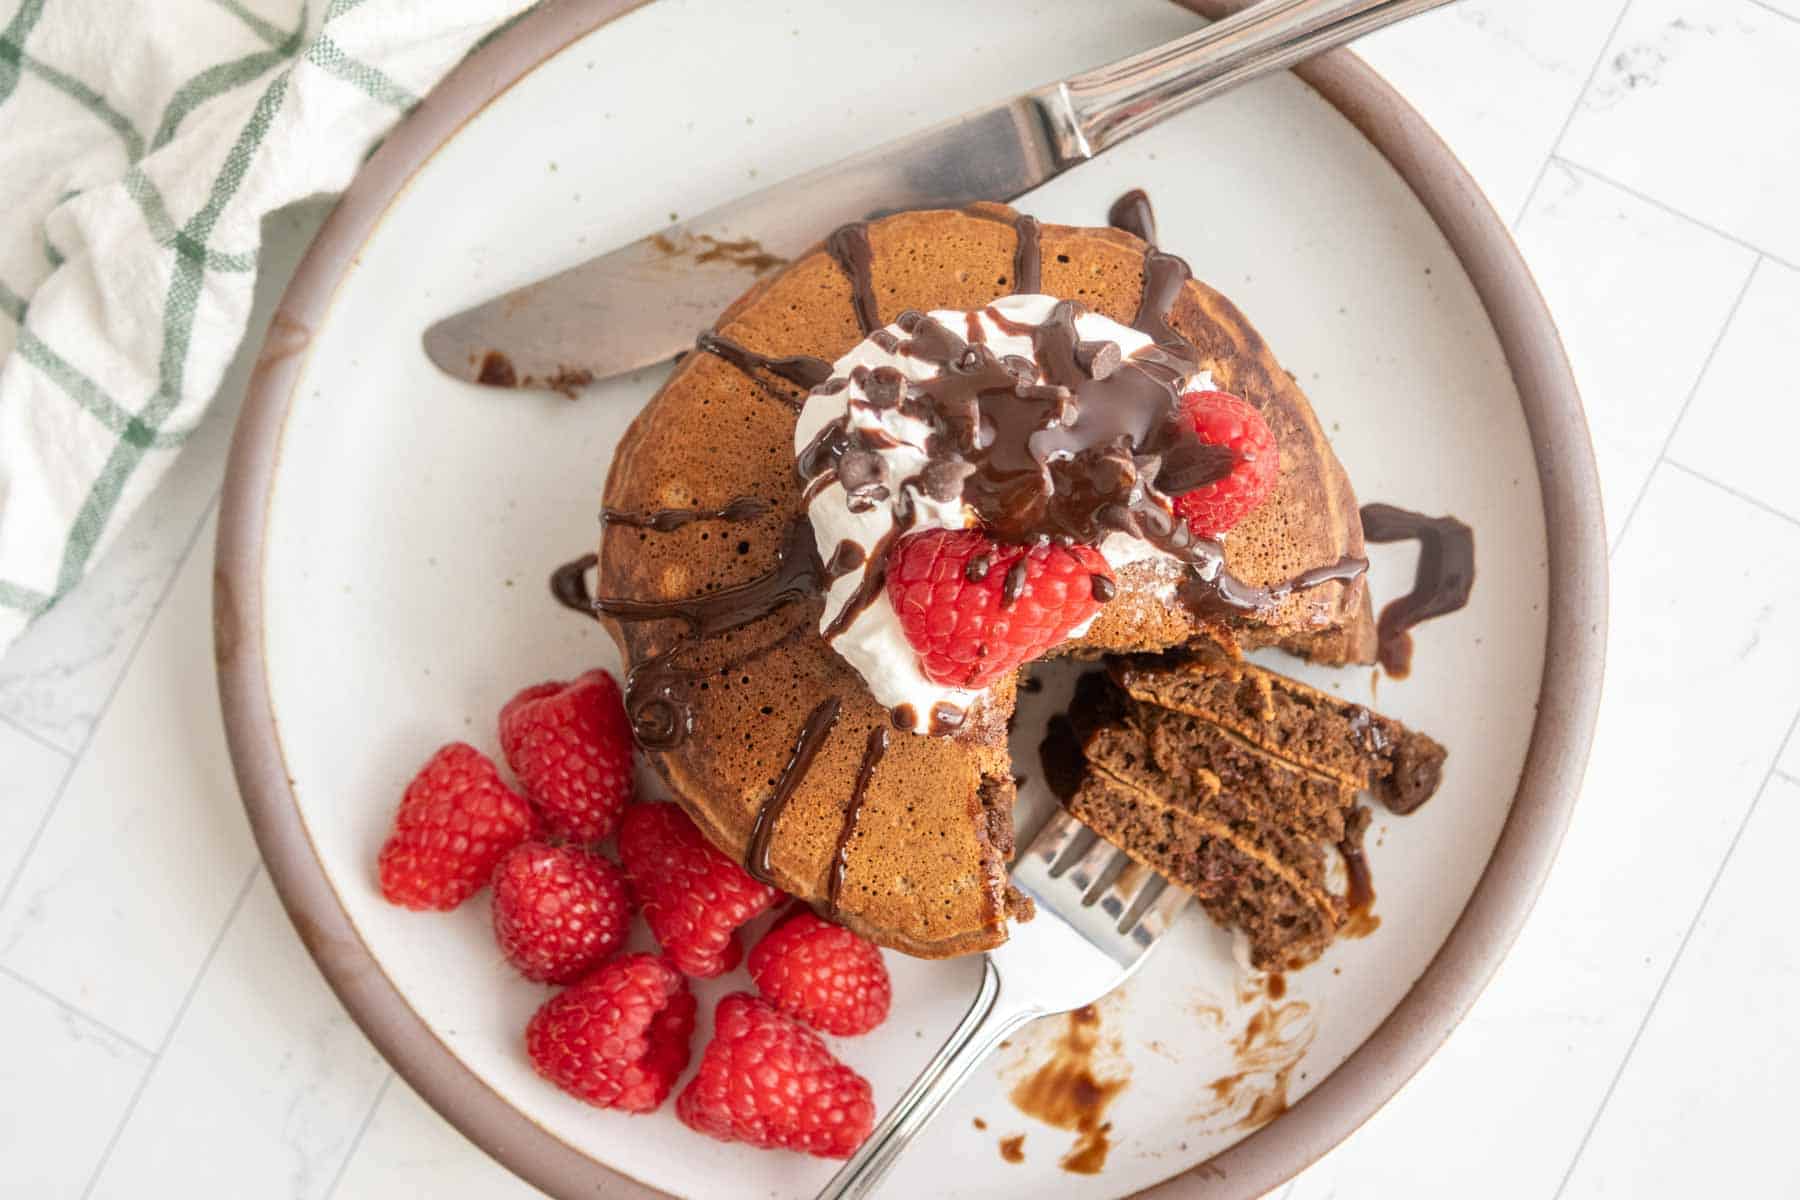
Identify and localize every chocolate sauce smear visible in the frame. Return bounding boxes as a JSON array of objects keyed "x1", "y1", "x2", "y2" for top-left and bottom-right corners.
[
  {"x1": 1360, "y1": 503, "x2": 1476, "y2": 678},
  {"x1": 549, "y1": 553, "x2": 597, "y2": 615},
  {"x1": 602, "y1": 497, "x2": 769, "y2": 532},
  {"x1": 826, "y1": 221, "x2": 880, "y2": 334},
  {"x1": 747, "y1": 696, "x2": 843, "y2": 885},
  {"x1": 594, "y1": 518, "x2": 822, "y2": 748},
  {"x1": 477, "y1": 350, "x2": 517, "y2": 388},
  {"x1": 827, "y1": 725, "x2": 890, "y2": 915}
]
